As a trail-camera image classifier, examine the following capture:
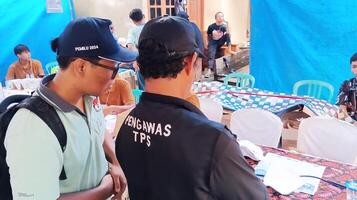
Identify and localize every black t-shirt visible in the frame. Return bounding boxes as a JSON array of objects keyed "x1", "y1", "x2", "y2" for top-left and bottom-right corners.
[
  {"x1": 337, "y1": 77, "x2": 357, "y2": 118},
  {"x1": 115, "y1": 92, "x2": 268, "y2": 200},
  {"x1": 207, "y1": 23, "x2": 231, "y2": 46},
  {"x1": 207, "y1": 23, "x2": 227, "y2": 36}
]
